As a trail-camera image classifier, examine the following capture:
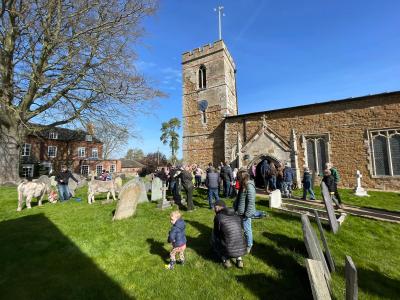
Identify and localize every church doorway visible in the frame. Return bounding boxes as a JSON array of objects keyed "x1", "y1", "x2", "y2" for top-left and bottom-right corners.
[{"x1": 248, "y1": 155, "x2": 283, "y2": 188}]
